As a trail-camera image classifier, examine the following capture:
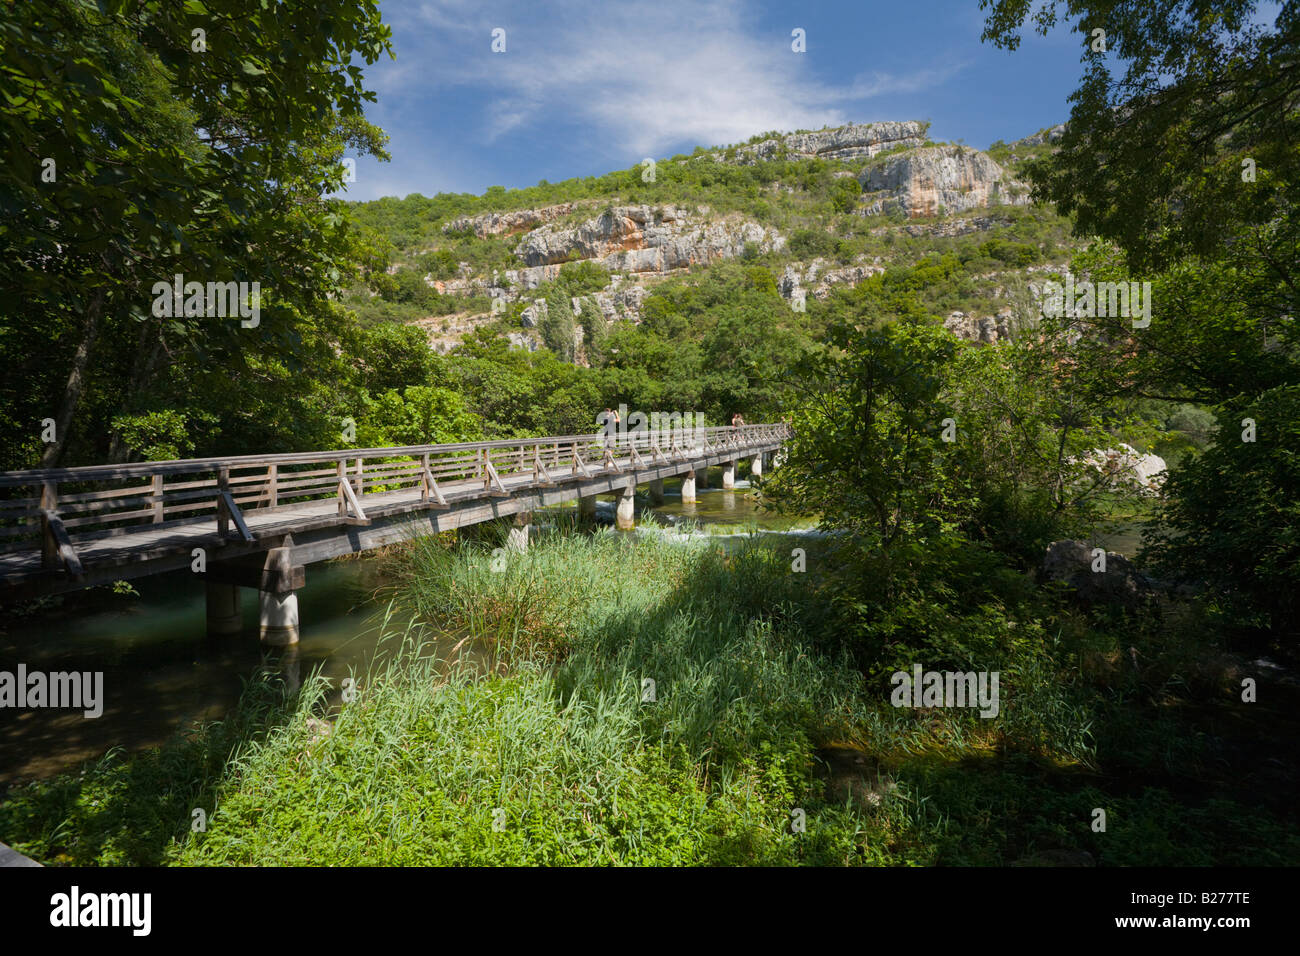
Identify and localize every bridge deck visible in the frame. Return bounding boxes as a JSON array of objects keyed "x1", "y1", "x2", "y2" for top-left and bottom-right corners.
[{"x1": 0, "y1": 424, "x2": 790, "y2": 600}]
